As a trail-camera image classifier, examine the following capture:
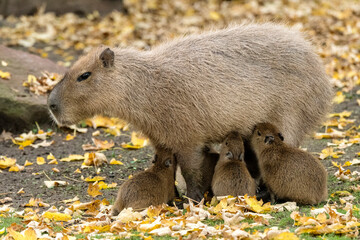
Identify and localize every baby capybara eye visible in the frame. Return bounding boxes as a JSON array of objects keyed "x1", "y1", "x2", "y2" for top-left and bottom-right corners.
[{"x1": 257, "y1": 130, "x2": 261, "y2": 136}]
